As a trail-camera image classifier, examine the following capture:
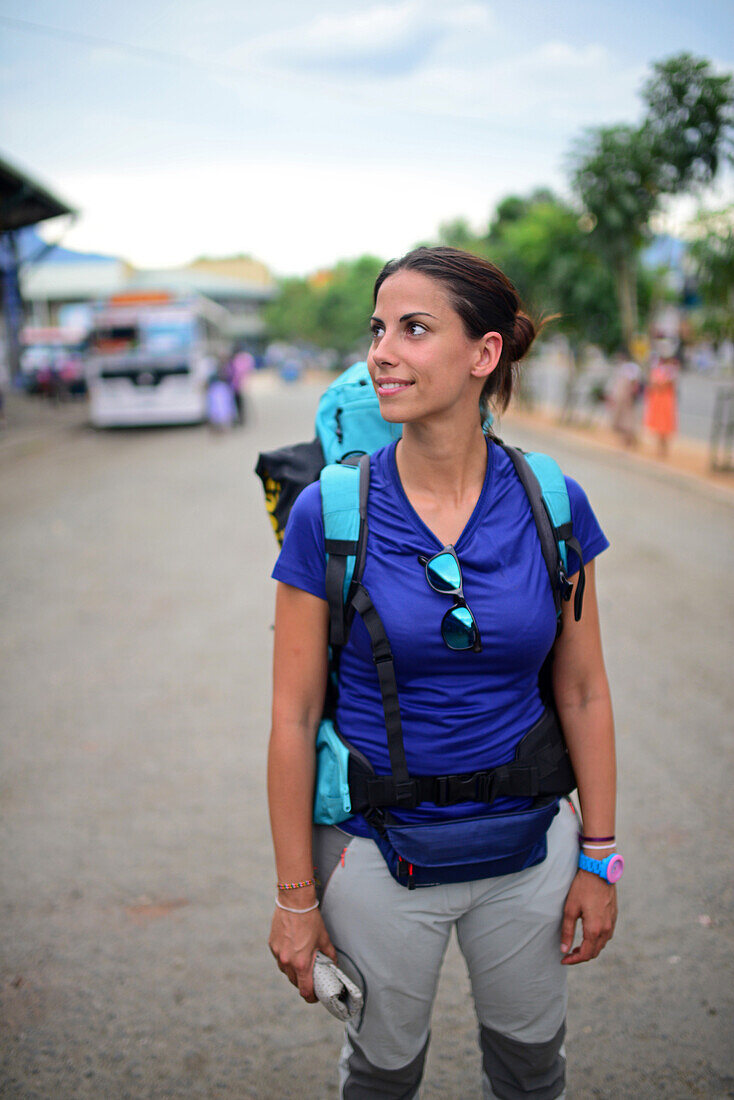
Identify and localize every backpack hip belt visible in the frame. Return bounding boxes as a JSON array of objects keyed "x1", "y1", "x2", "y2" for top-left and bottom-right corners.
[{"x1": 345, "y1": 707, "x2": 574, "y2": 816}]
